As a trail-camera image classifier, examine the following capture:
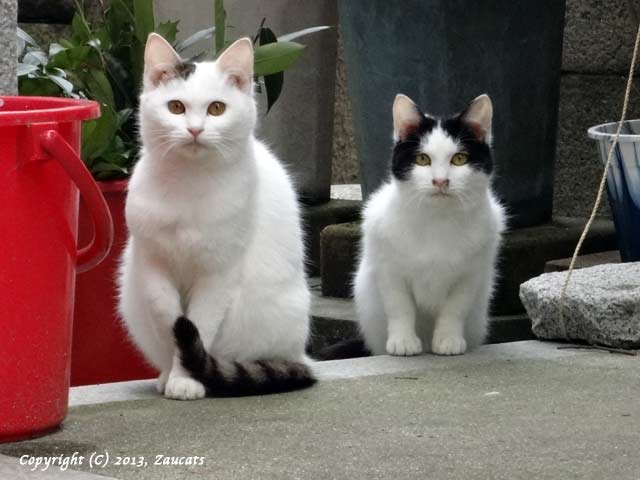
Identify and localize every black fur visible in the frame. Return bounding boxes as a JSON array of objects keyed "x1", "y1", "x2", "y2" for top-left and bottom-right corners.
[
  {"x1": 392, "y1": 114, "x2": 437, "y2": 181},
  {"x1": 175, "y1": 62, "x2": 196, "y2": 80},
  {"x1": 391, "y1": 104, "x2": 493, "y2": 181},
  {"x1": 315, "y1": 338, "x2": 371, "y2": 361},
  {"x1": 173, "y1": 316, "x2": 316, "y2": 397}
]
